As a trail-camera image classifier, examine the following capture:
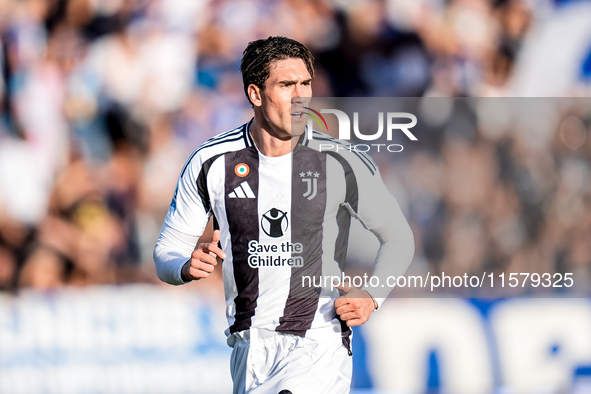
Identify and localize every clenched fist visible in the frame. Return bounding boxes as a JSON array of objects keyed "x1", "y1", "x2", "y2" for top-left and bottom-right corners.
[
  {"x1": 181, "y1": 230, "x2": 226, "y2": 282},
  {"x1": 334, "y1": 285, "x2": 378, "y2": 327}
]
